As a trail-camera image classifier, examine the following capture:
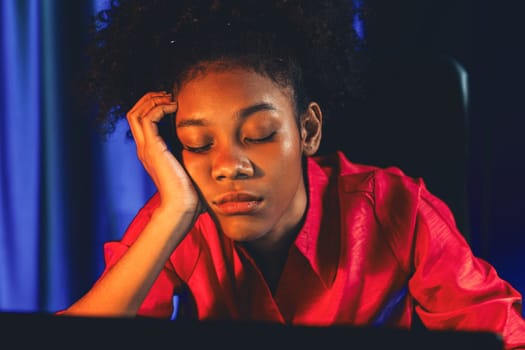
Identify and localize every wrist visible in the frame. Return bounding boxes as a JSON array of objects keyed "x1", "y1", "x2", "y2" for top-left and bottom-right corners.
[{"x1": 150, "y1": 204, "x2": 199, "y2": 238}]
